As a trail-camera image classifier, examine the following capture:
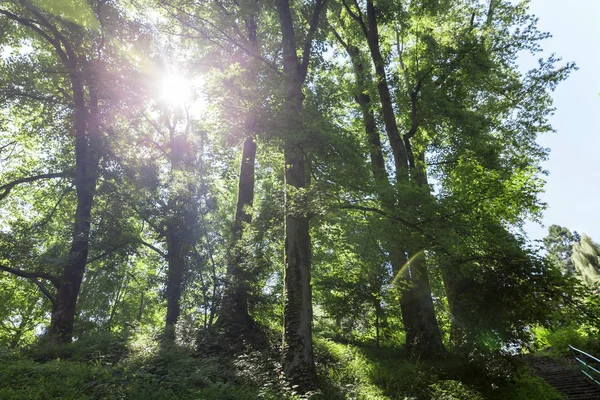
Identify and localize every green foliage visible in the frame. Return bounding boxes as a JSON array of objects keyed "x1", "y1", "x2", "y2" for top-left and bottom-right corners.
[
  {"x1": 0, "y1": 0, "x2": 583, "y2": 396},
  {"x1": 429, "y1": 380, "x2": 483, "y2": 400},
  {"x1": 543, "y1": 225, "x2": 580, "y2": 273},
  {"x1": 0, "y1": 334, "x2": 568, "y2": 400},
  {"x1": 0, "y1": 358, "x2": 114, "y2": 400},
  {"x1": 533, "y1": 324, "x2": 600, "y2": 356},
  {"x1": 0, "y1": 334, "x2": 290, "y2": 400},
  {"x1": 487, "y1": 371, "x2": 563, "y2": 400},
  {"x1": 313, "y1": 339, "x2": 562, "y2": 400},
  {"x1": 26, "y1": 332, "x2": 129, "y2": 363}
]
